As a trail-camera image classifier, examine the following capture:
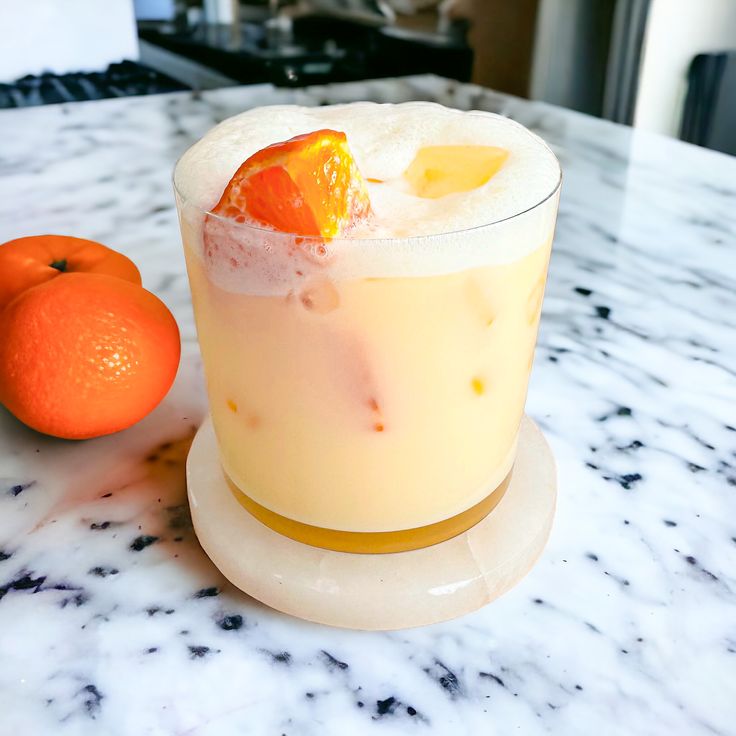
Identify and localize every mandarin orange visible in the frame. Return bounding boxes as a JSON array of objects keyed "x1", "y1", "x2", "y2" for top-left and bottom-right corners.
[
  {"x1": 0, "y1": 234, "x2": 141, "y2": 311},
  {"x1": 0, "y1": 272, "x2": 180, "y2": 439}
]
